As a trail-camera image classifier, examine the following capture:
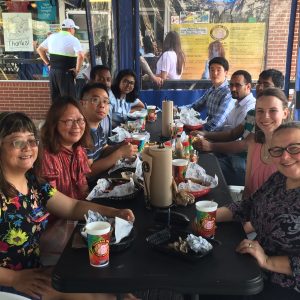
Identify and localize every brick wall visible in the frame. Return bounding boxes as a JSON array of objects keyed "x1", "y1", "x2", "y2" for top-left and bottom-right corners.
[
  {"x1": 267, "y1": 0, "x2": 299, "y2": 79},
  {"x1": 0, "y1": 81, "x2": 51, "y2": 120},
  {"x1": 0, "y1": 0, "x2": 299, "y2": 119}
]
